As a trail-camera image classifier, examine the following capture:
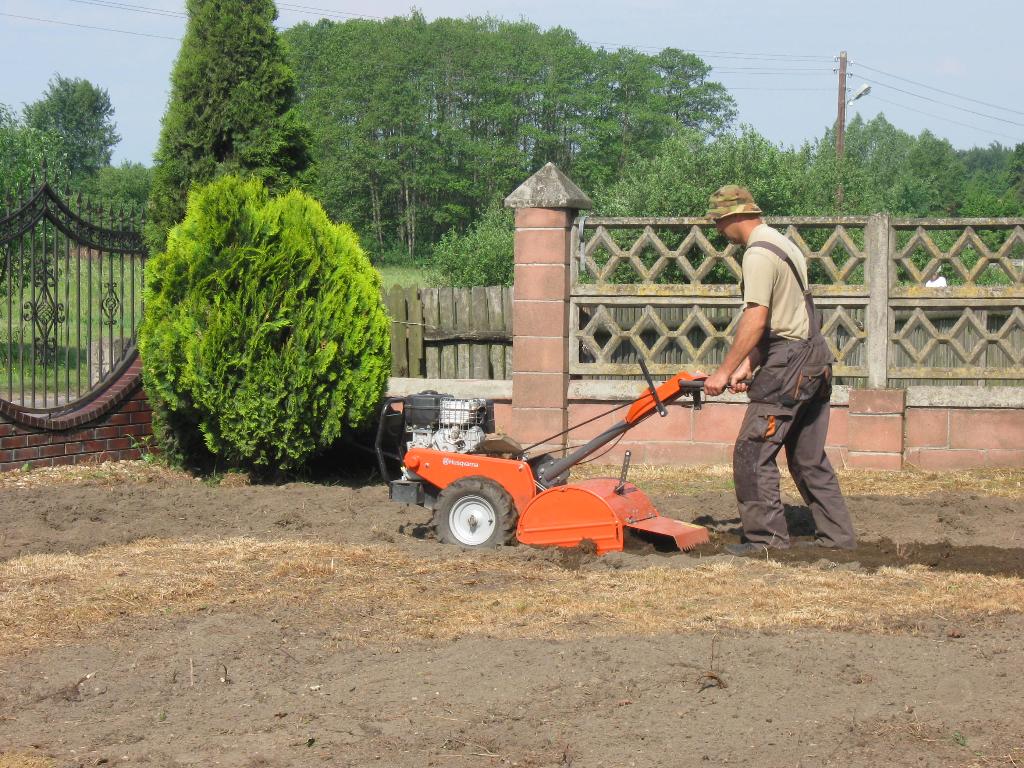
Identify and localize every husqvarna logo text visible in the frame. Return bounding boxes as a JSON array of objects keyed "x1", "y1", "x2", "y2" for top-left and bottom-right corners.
[{"x1": 442, "y1": 457, "x2": 480, "y2": 468}]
